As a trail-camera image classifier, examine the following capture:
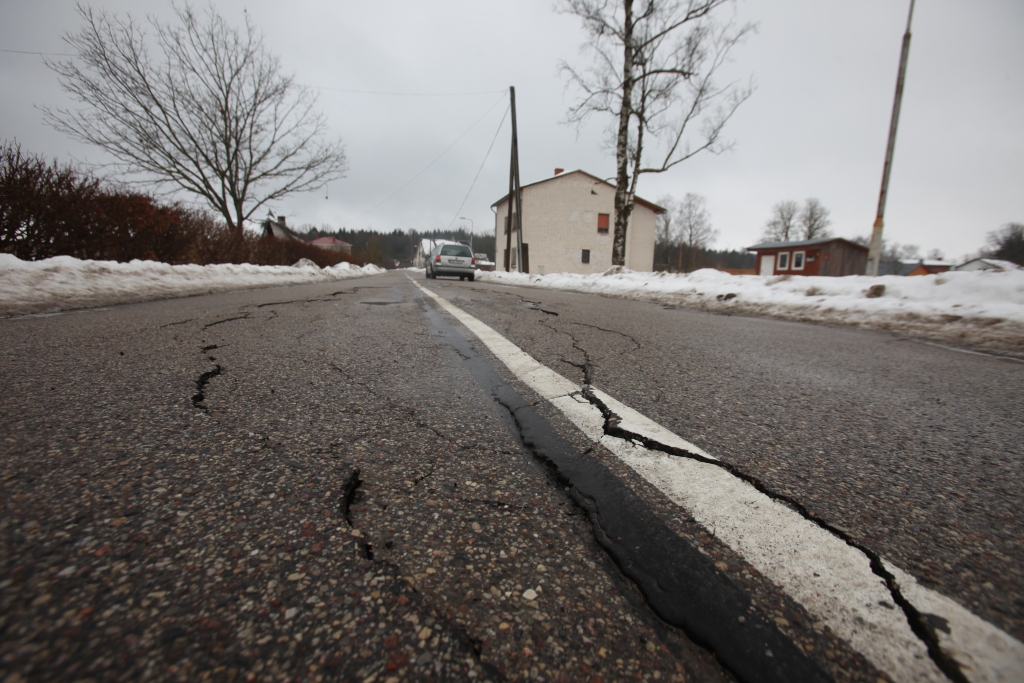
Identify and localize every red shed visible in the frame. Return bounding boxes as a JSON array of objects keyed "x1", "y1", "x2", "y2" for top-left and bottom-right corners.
[{"x1": 747, "y1": 238, "x2": 868, "y2": 277}]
